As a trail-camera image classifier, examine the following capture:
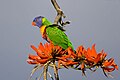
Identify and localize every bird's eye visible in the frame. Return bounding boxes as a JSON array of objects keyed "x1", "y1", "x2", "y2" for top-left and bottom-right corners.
[
  {"x1": 33, "y1": 18, "x2": 37, "y2": 22},
  {"x1": 33, "y1": 19, "x2": 36, "y2": 22}
]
